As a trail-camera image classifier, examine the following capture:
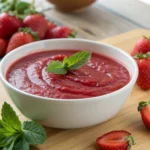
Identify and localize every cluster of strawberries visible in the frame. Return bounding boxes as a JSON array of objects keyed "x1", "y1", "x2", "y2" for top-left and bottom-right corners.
[
  {"x1": 0, "y1": 1, "x2": 75, "y2": 57},
  {"x1": 96, "y1": 37, "x2": 150, "y2": 150},
  {"x1": 131, "y1": 36, "x2": 150, "y2": 90}
]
